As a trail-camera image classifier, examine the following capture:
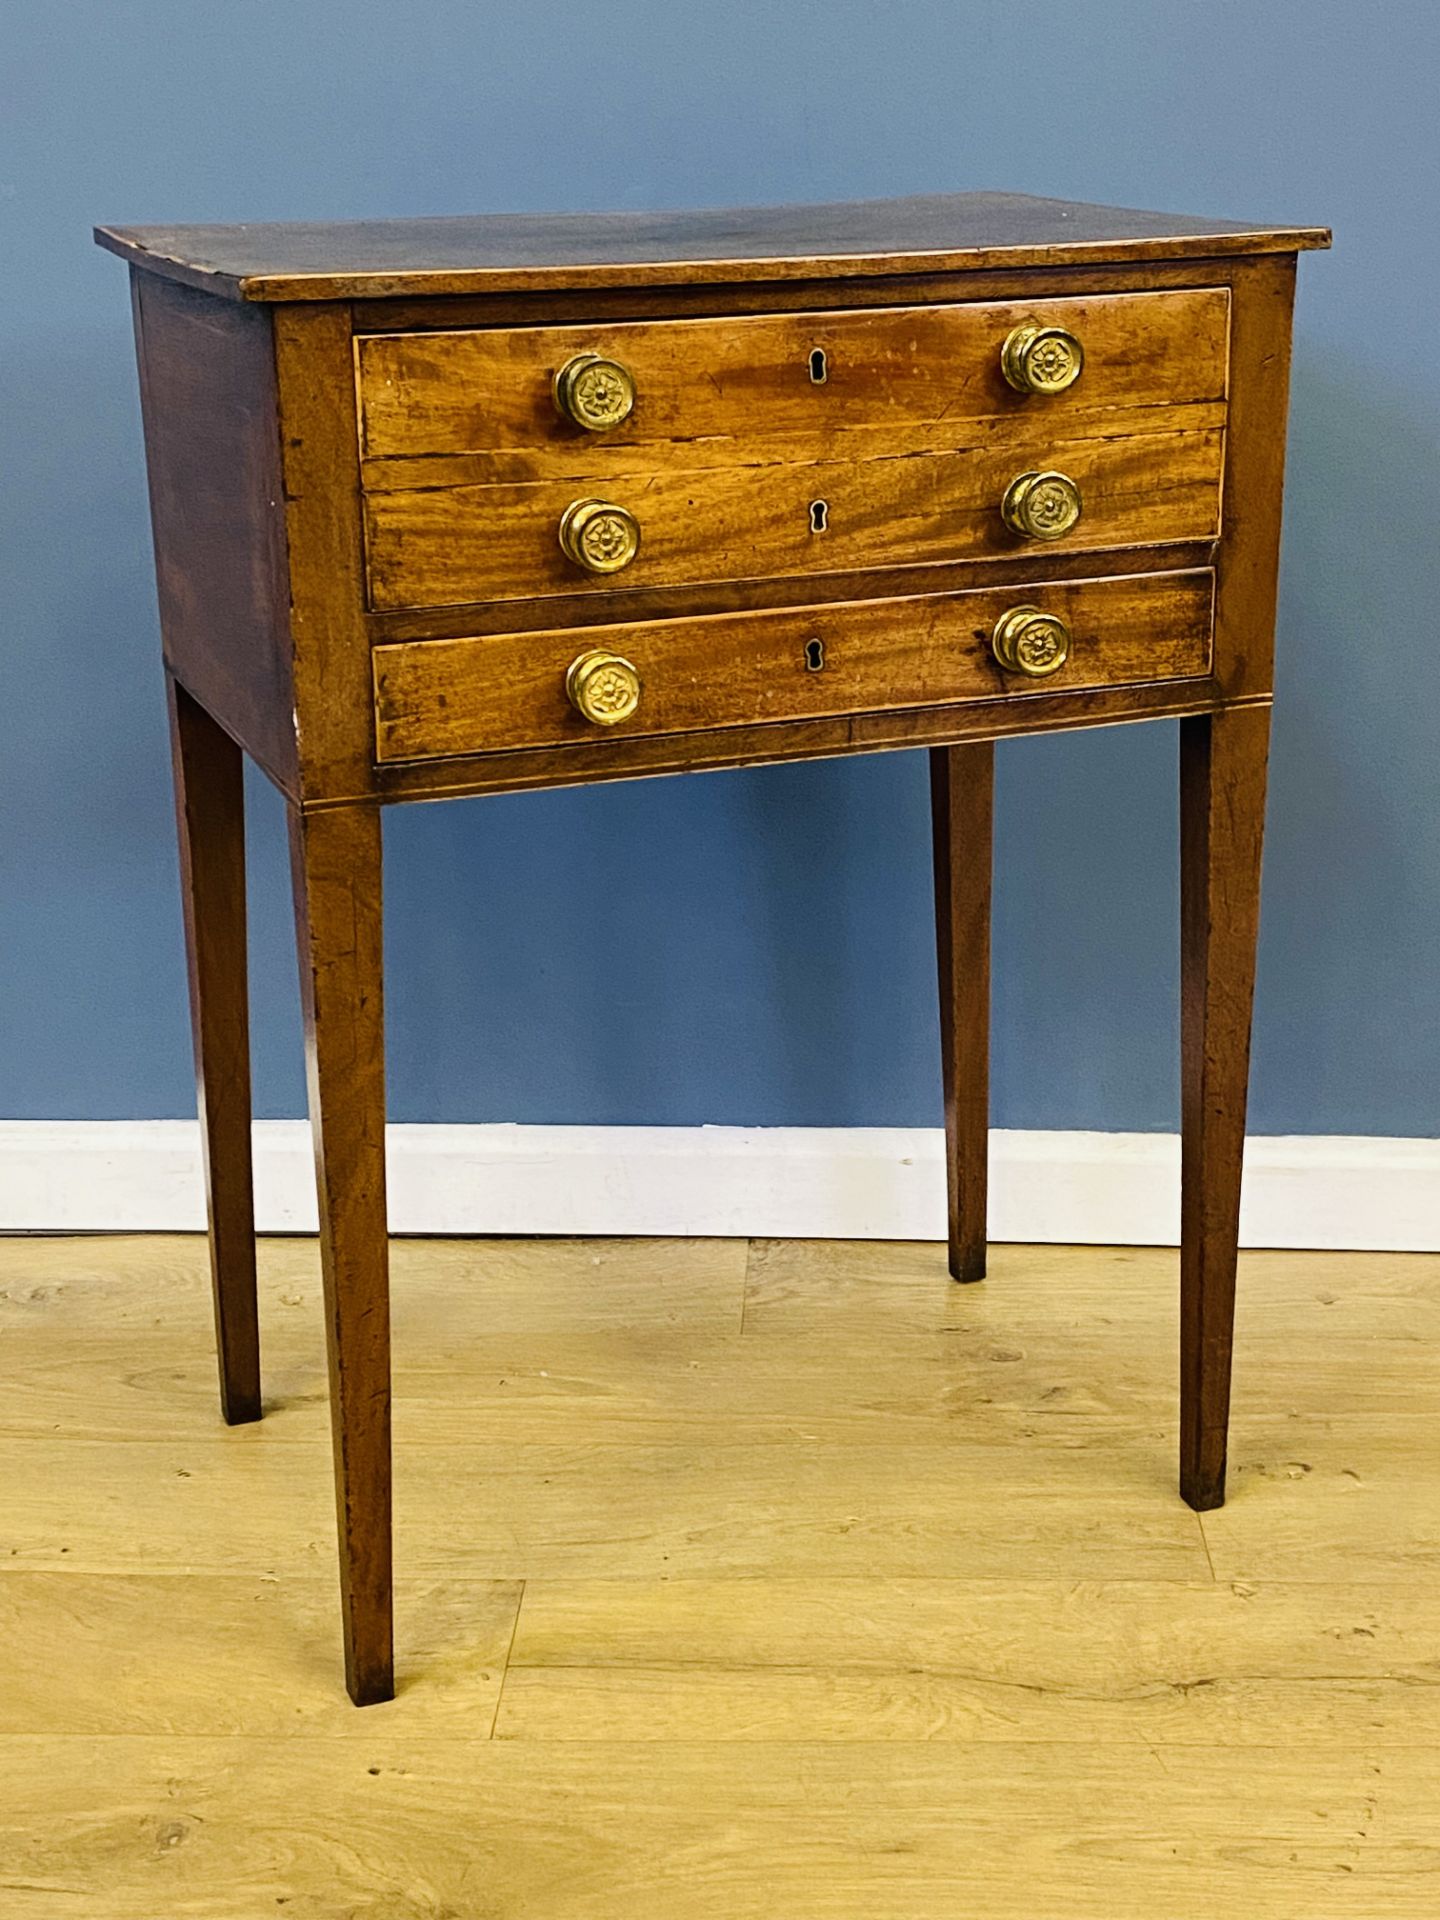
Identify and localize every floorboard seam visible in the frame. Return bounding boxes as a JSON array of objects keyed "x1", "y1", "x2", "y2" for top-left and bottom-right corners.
[
  {"x1": 1195, "y1": 1512, "x2": 1219, "y2": 1582},
  {"x1": 738, "y1": 1239, "x2": 754, "y2": 1335},
  {"x1": 487, "y1": 1579, "x2": 527, "y2": 1740}
]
